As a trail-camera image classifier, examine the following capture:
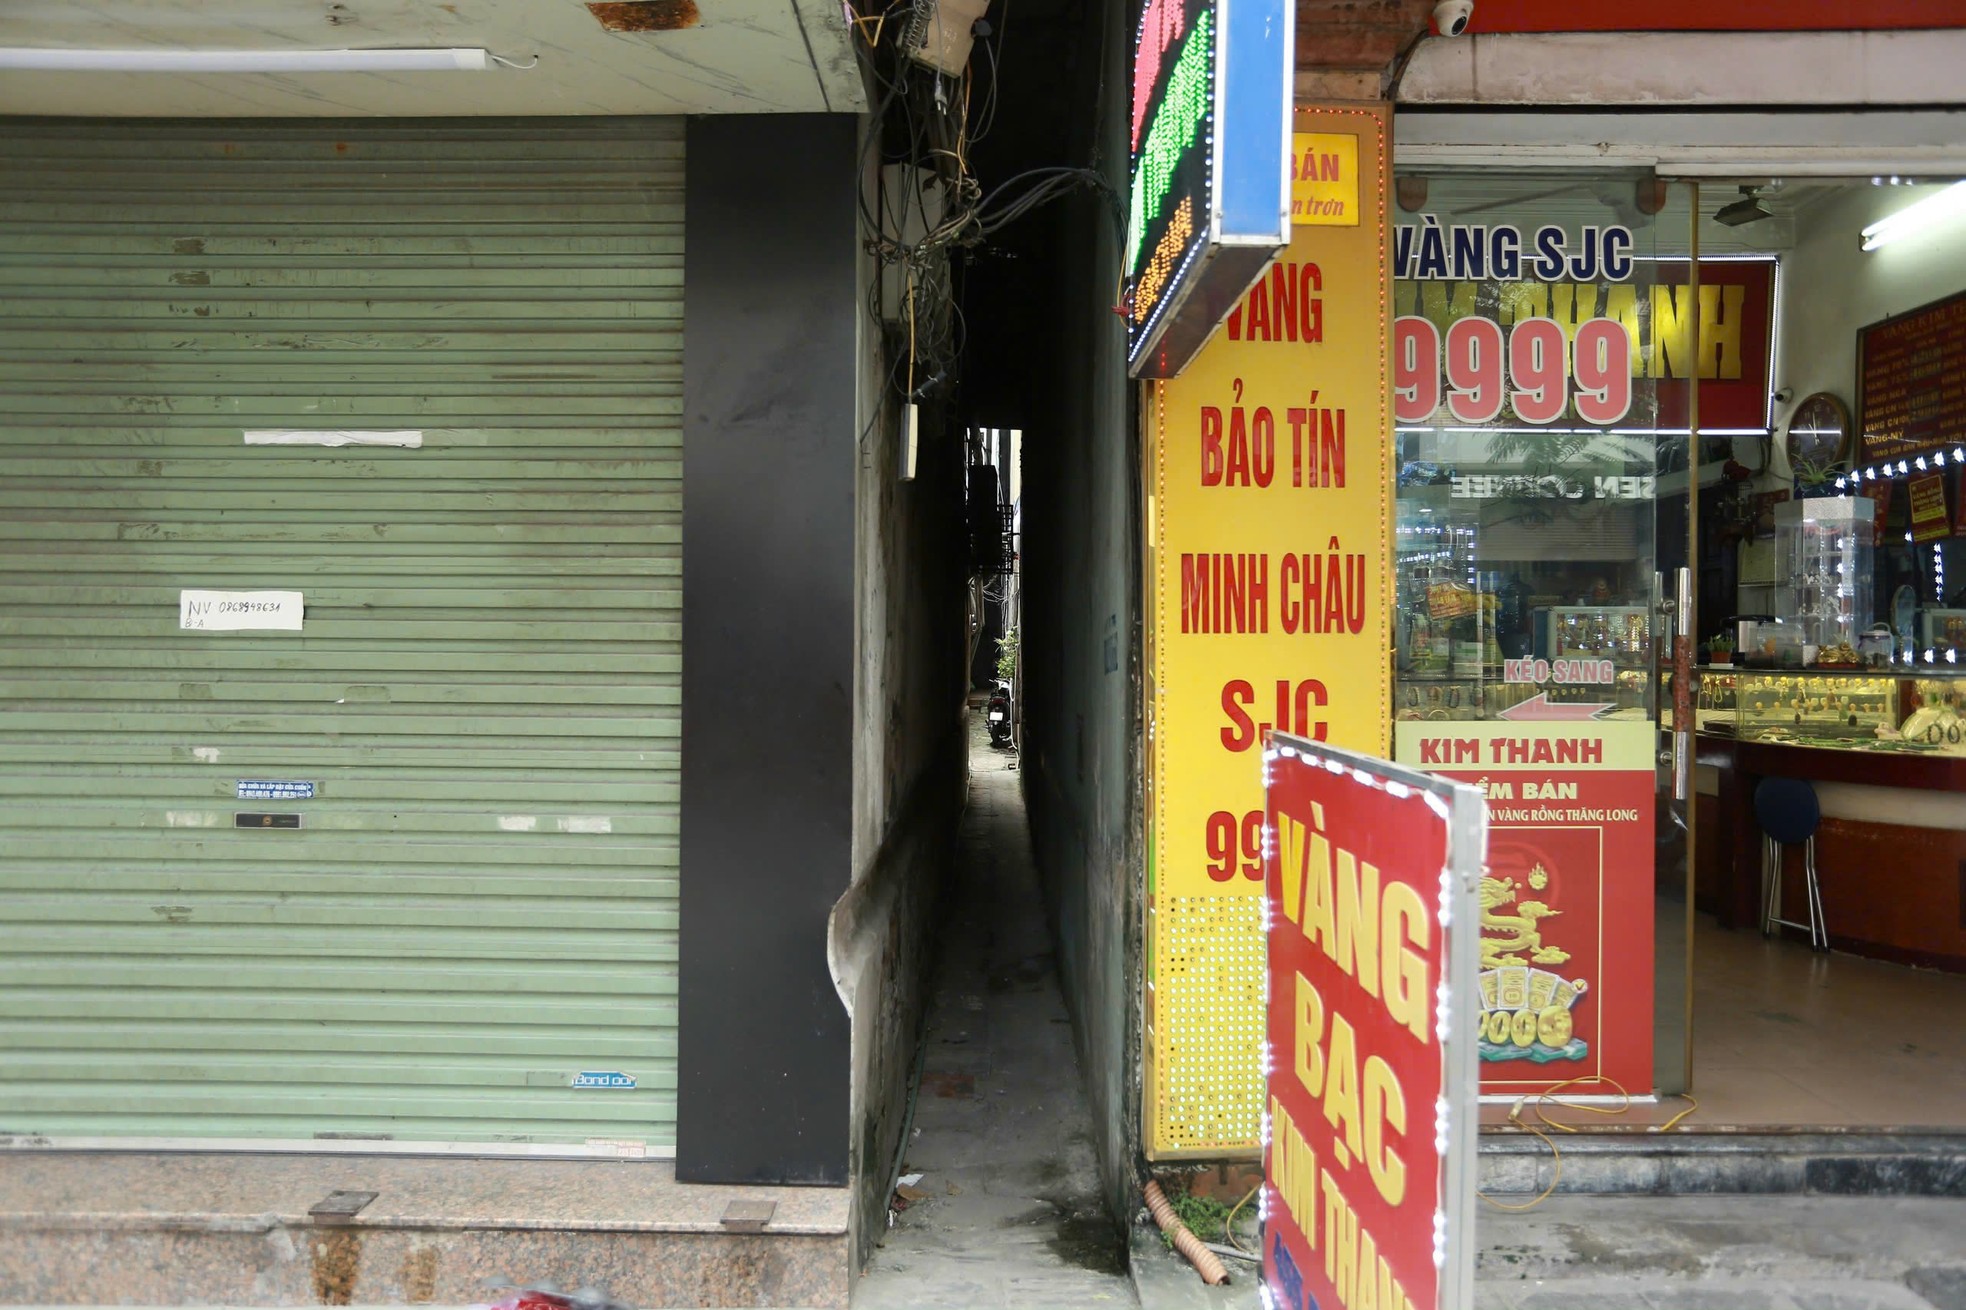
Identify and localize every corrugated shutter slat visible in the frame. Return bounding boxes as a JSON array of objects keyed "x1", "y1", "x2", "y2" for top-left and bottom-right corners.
[{"x1": 0, "y1": 118, "x2": 682, "y2": 1151}]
